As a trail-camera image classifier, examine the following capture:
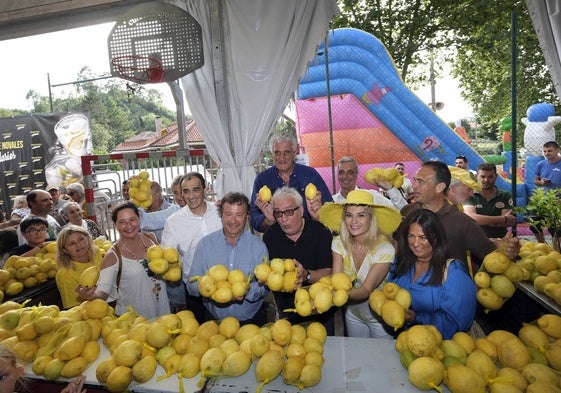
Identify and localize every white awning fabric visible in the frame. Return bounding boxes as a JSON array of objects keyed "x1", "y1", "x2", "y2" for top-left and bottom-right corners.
[
  {"x1": 180, "y1": 0, "x2": 339, "y2": 198},
  {"x1": 526, "y1": 0, "x2": 561, "y2": 100}
]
